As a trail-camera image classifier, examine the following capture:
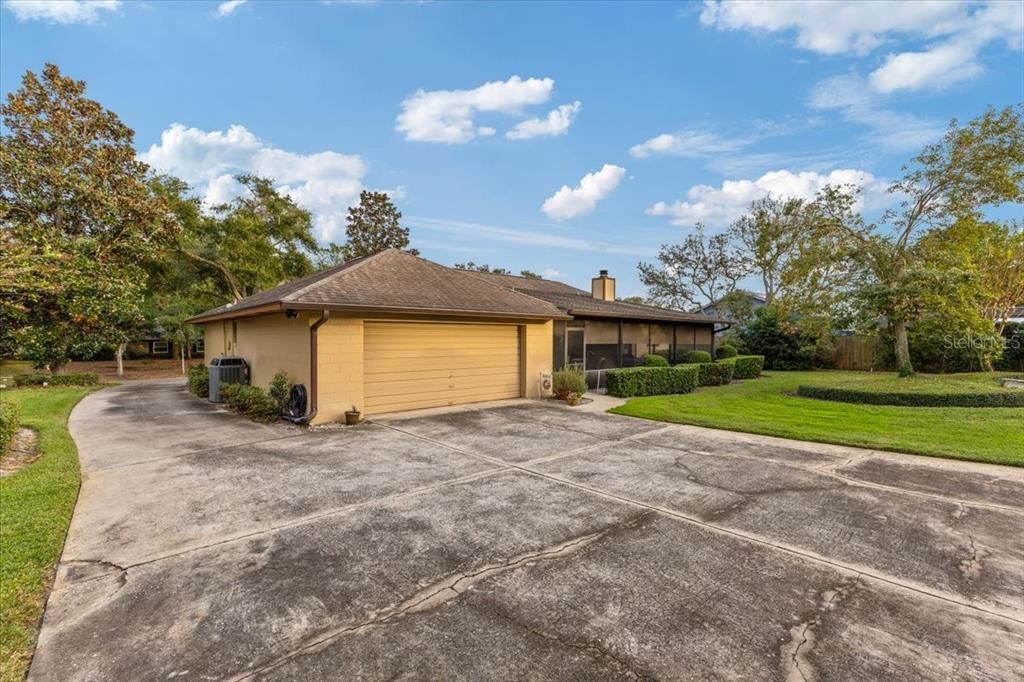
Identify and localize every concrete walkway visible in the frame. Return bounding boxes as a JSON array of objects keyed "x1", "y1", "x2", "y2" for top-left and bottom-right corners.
[{"x1": 29, "y1": 380, "x2": 1024, "y2": 680}]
